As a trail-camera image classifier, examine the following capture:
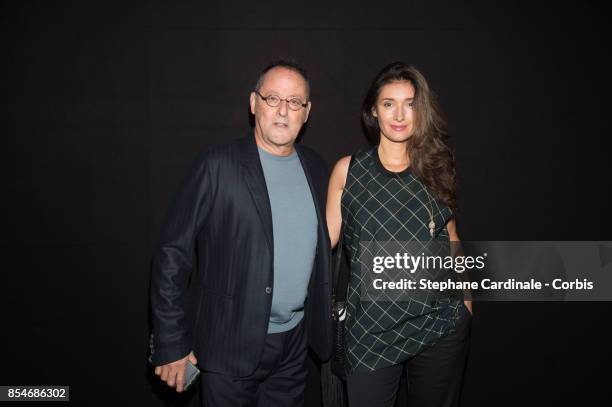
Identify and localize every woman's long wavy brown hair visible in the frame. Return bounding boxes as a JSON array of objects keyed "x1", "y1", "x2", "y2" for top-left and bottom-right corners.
[{"x1": 362, "y1": 62, "x2": 457, "y2": 211}]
